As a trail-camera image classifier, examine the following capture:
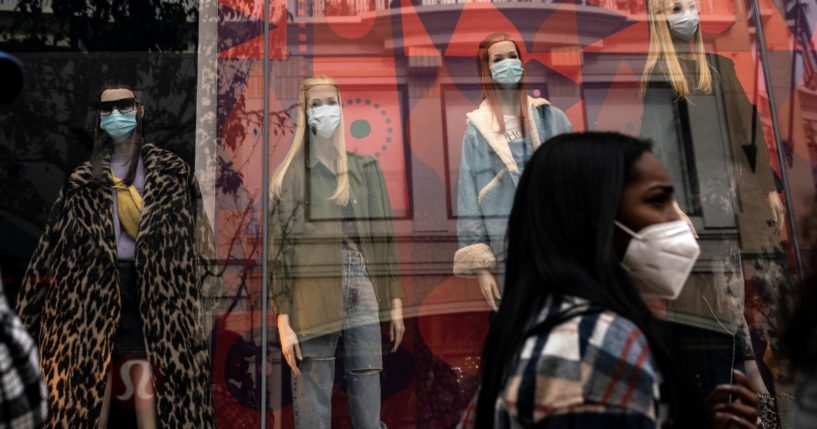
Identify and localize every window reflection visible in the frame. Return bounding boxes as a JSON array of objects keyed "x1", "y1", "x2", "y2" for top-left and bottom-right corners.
[
  {"x1": 1, "y1": 0, "x2": 815, "y2": 427},
  {"x1": 639, "y1": 0, "x2": 788, "y2": 401}
]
